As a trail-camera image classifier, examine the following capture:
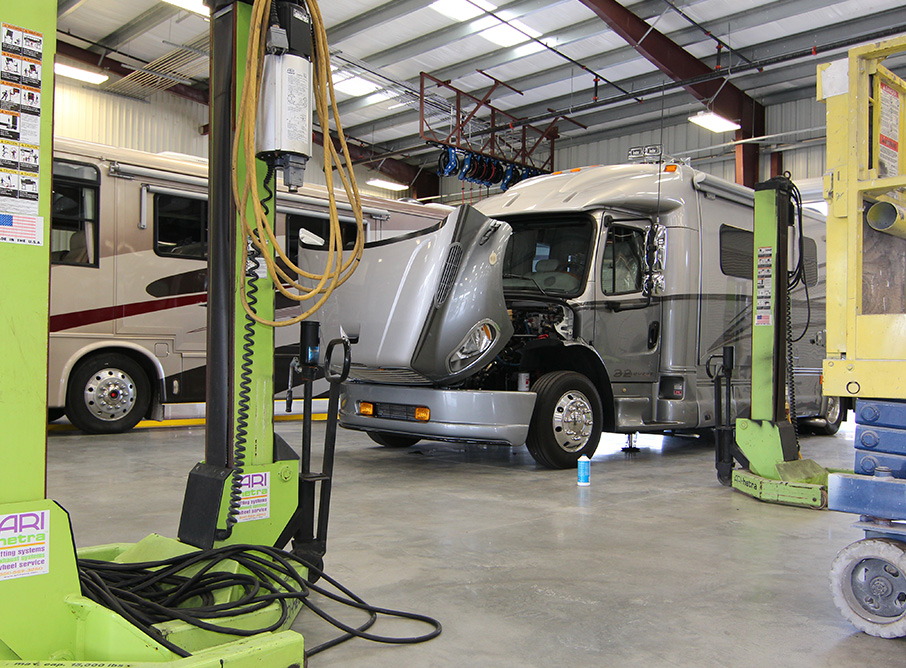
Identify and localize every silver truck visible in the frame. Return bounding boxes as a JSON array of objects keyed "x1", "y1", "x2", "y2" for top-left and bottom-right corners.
[{"x1": 302, "y1": 162, "x2": 837, "y2": 468}]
